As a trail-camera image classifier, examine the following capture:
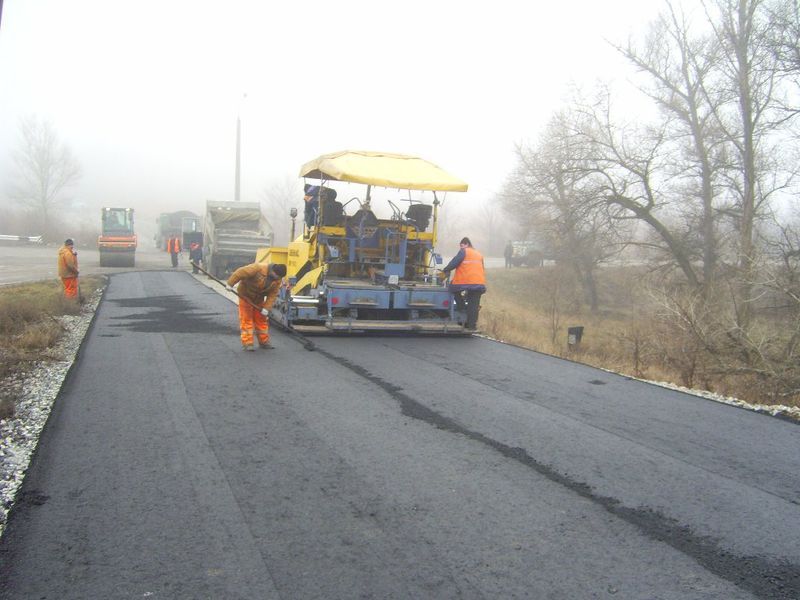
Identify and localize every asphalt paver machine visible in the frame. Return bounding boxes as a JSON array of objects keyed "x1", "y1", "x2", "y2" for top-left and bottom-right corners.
[{"x1": 267, "y1": 150, "x2": 469, "y2": 334}]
